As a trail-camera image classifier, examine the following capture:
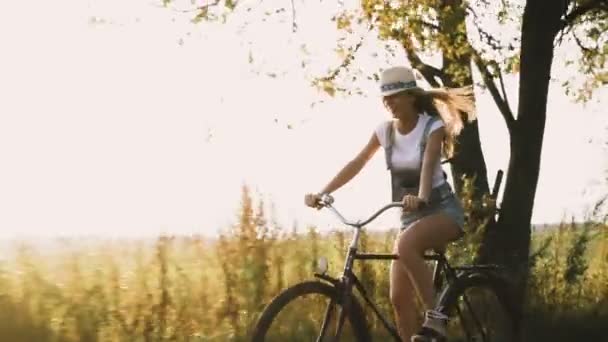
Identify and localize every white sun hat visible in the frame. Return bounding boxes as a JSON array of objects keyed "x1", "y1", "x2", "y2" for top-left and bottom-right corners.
[{"x1": 379, "y1": 66, "x2": 423, "y2": 97}]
